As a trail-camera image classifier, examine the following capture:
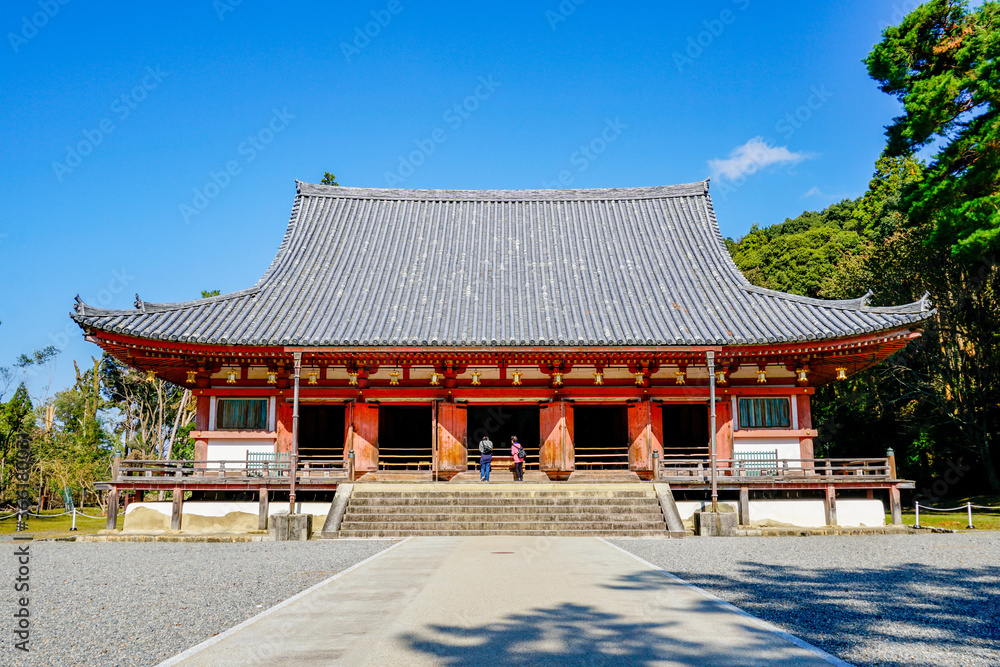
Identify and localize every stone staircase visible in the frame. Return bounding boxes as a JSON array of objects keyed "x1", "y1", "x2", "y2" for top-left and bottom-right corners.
[{"x1": 336, "y1": 483, "x2": 675, "y2": 538}]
